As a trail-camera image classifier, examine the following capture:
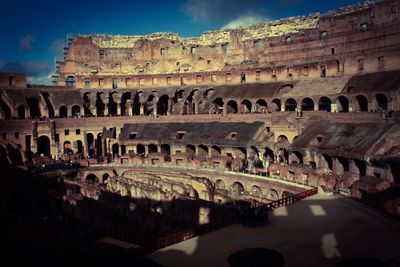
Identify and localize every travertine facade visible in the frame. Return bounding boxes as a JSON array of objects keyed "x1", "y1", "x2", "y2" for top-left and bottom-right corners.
[{"x1": 0, "y1": 0, "x2": 399, "y2": 219}]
